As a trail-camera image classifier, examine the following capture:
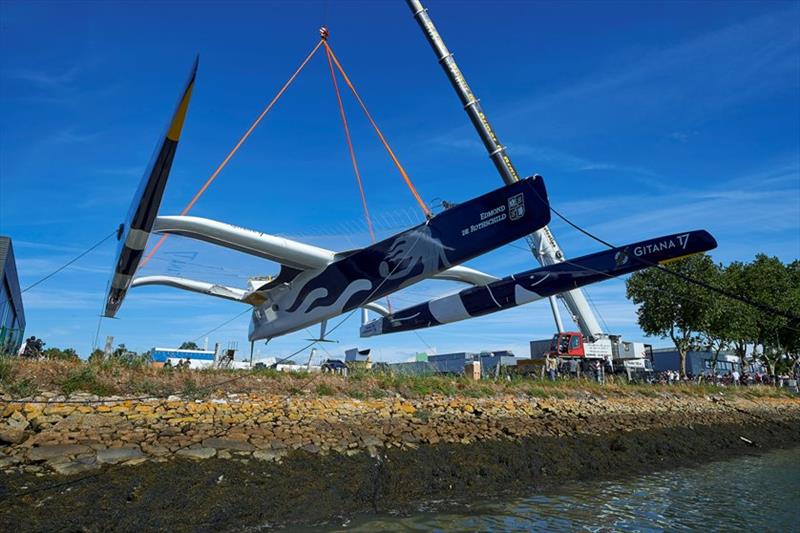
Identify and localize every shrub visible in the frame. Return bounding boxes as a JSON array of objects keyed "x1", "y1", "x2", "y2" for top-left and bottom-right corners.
[
  {"x1": 61, "y1": 367, "x2": 112, "y2": 396},
  {"x1": 9, "y1": 377, "x2": 38, "y2": 397},
  {"x1": 316, "y1": 383, "x2": 334, "y2": 396}
]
